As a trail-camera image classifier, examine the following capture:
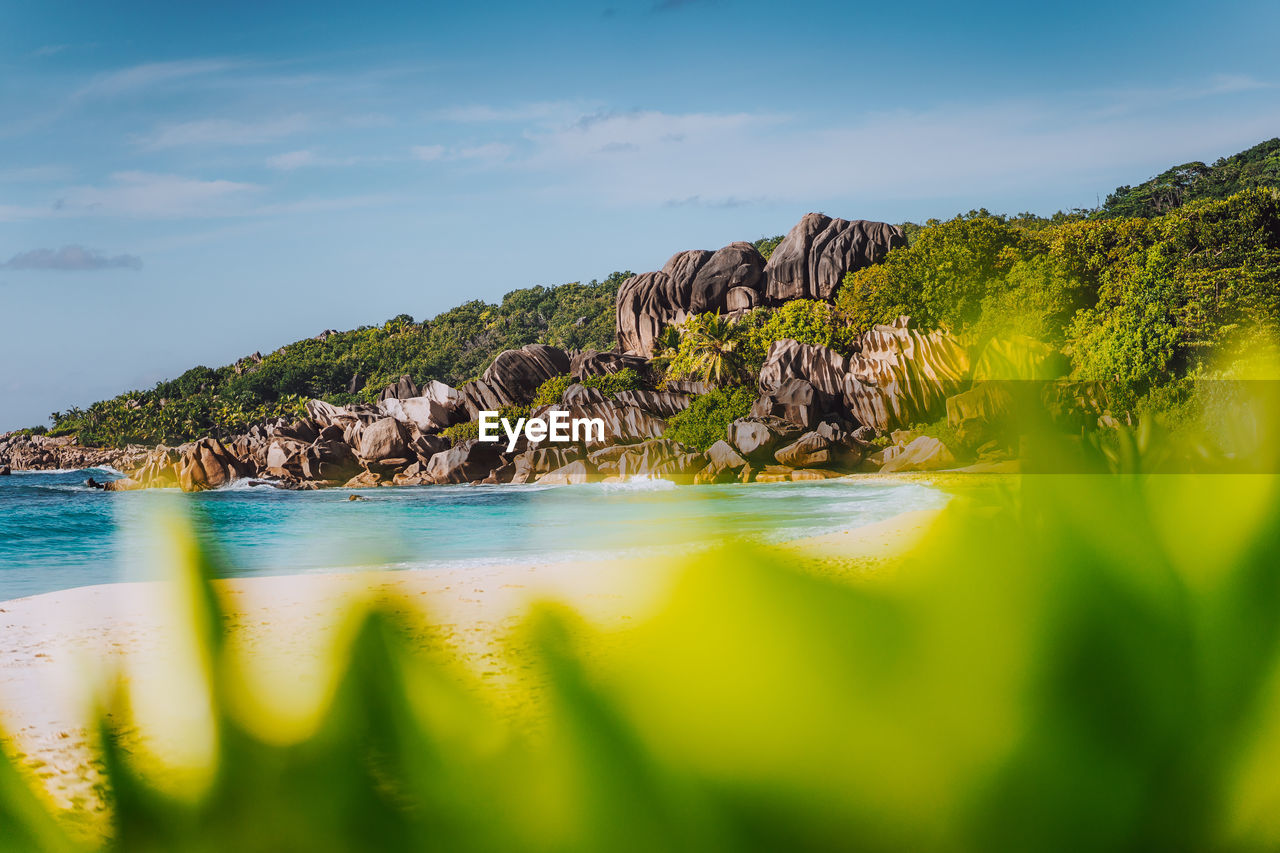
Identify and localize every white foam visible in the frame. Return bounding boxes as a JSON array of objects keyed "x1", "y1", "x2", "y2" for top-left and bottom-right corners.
[{"x1": 600, "y1": 475, "x2": 678, "y2": 493}]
